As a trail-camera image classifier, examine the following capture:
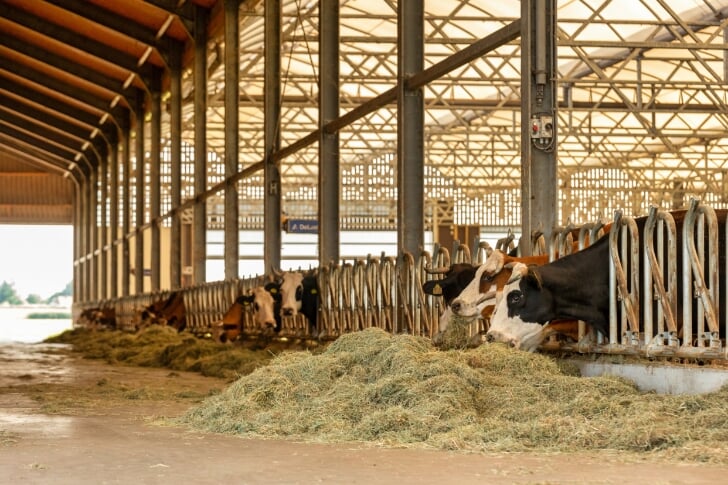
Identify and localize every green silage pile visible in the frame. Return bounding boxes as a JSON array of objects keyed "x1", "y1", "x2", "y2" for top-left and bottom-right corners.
[
  {"x1": 180, "y1": 327, "x2": 728, "y2": 463},
  {"x1": 46, "y1": 326, "x2": 274, "y2": 380}
]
